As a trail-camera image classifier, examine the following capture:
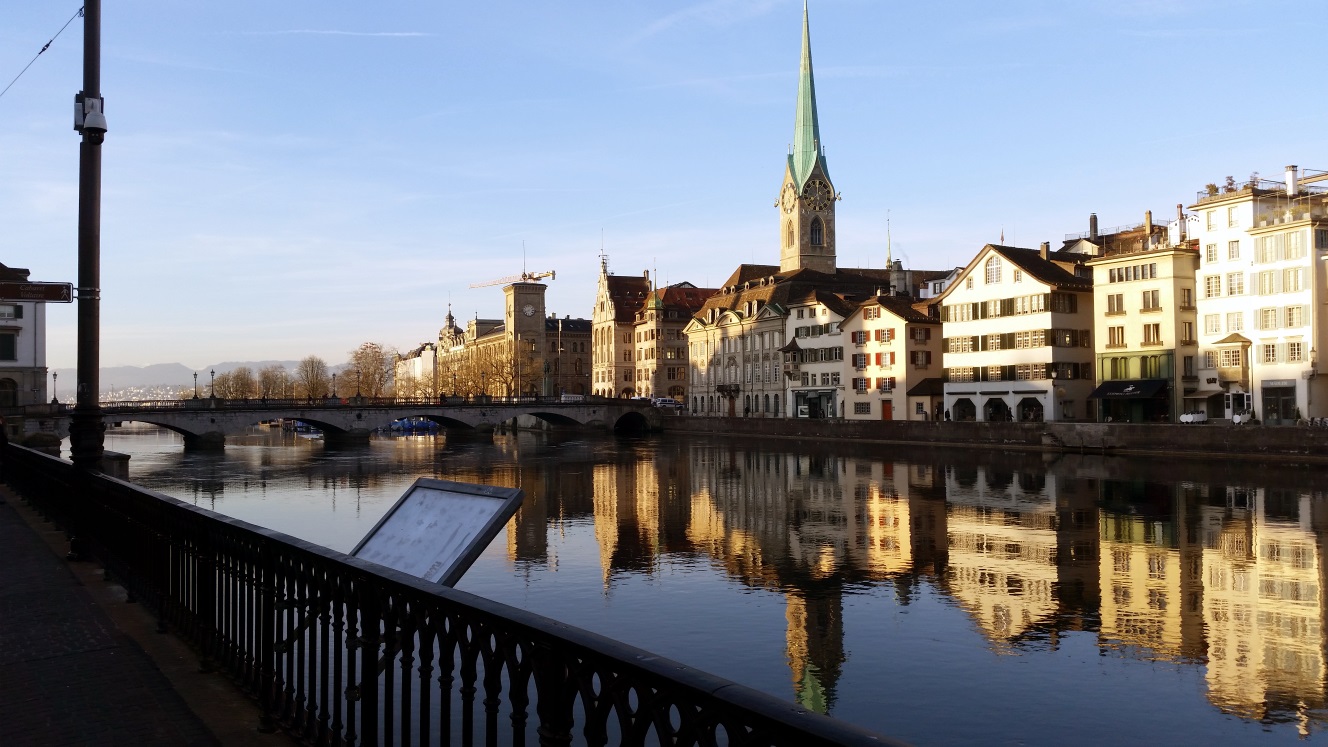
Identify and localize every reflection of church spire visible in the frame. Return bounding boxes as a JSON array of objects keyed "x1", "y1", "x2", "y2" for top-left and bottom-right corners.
[{"x1": 785, "y1": 590, "x2": 845, "y2": 714}]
